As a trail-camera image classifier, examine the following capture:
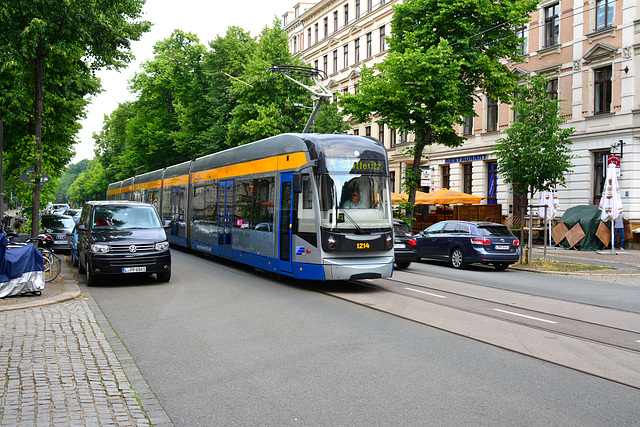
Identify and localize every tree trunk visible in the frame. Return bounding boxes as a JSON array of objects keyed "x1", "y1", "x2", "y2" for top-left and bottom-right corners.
[
  {"x1": 31, "y1": 52, "x2": 44, "y2": 238},
  {"x1": 405, "y1": 128, "x2": 432, "y2": 225}
]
